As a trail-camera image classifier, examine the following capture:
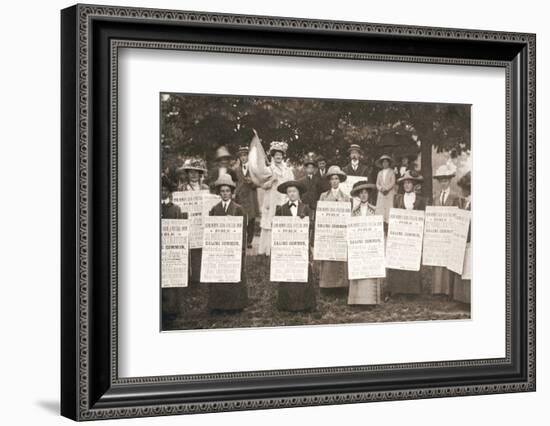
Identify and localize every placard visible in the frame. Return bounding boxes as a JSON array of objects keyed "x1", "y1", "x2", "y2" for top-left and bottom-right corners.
[
  {"x1": 161, "y1": 219, "x2": 189, "y2": 288},
  {"x1": 313, "y1": 201, "x2": 350, "y2": 261},
  {"x1": 422, "y1": 206, "x2": 458, "y2": 267},
  {"x1": 346, "y1": 215, "x2": 386, "y2": 279},
  {"x1": 270, "y1": 216, "x2": 310, "y2": 282},
  {"x1": 385, "y1": 208, "x2": 425, "y2": 271},
  {"x1": 200, "y1": 216, "x2": 243, "y2": 283},
  {"x1": 462, "y1": 244, "x2": 473, "y2": 280},
  {"x1": 172, "y1": 191, "x2": 220, "y2": 249},
  {"x1": 448, "y1": 209, "x2": 472, "y2": 275}
]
